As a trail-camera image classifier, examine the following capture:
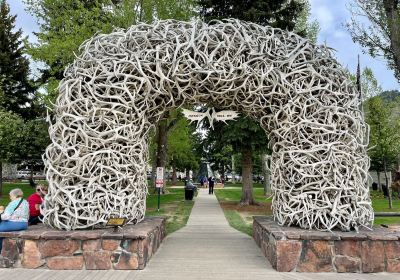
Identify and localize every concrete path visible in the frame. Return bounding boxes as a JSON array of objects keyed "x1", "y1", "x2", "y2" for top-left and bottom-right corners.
[{"x1": 1, "y1": 189, "x2": 399, "y2": 280}]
